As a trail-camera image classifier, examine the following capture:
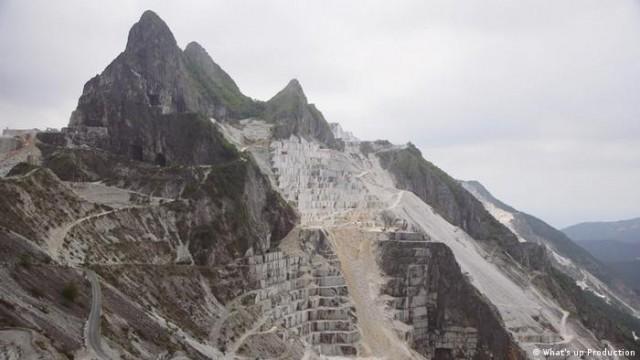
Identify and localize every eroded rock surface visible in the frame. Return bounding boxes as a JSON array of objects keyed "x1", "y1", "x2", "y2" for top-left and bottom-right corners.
[{"x1": 1, "y1": 9, "x2": 639, "y2": 360}]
